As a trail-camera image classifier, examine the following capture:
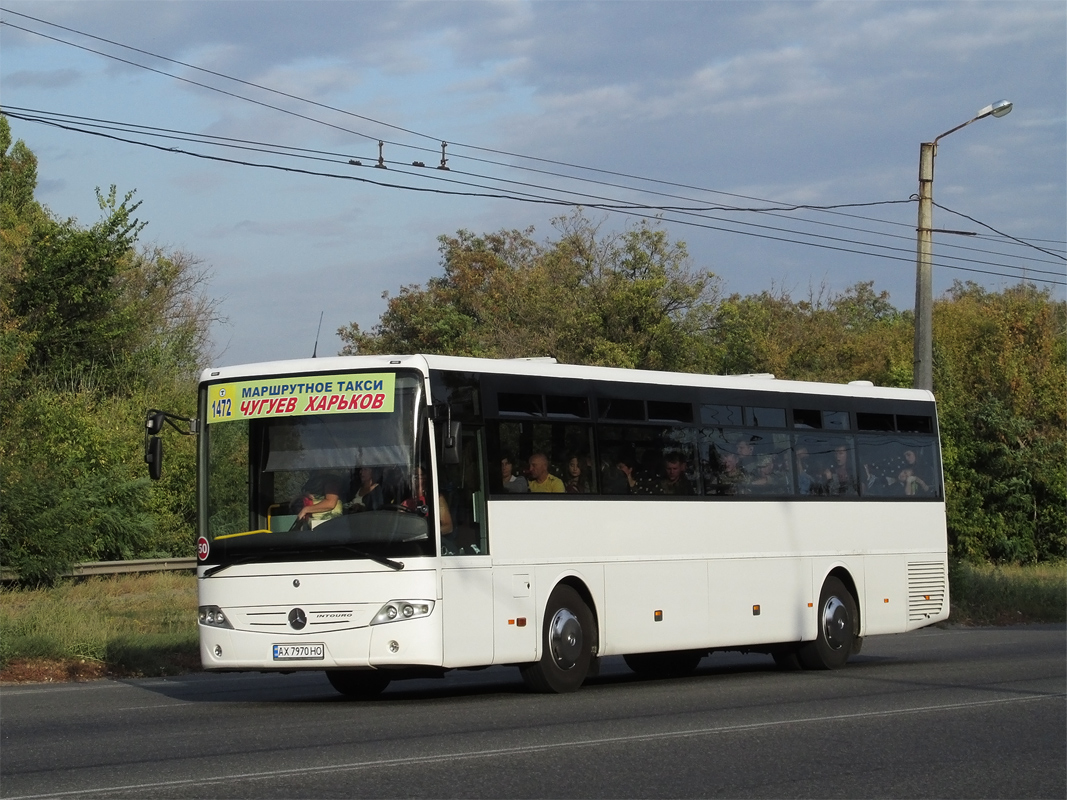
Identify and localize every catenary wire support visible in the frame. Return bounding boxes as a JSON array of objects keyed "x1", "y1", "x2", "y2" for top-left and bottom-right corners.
[
  {"x1": 375, "y1": 140, "x2": 387, "y2": 169},
  {"x1": 438, "y1": 141, "x2": 450, "y2": 170}
]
